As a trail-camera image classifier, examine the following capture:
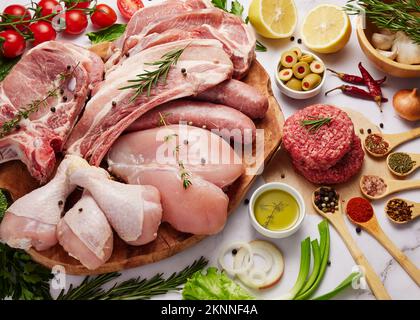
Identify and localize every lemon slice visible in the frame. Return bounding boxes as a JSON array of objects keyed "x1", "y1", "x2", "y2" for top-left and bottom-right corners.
[
  {"x1": 301, "y1": 4, "x2": 351, "y2": 54},
  {"x1": 248, "y1": 0, "x2": 297, "y2": 39}
]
